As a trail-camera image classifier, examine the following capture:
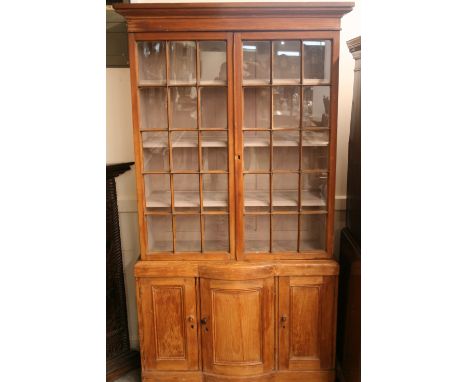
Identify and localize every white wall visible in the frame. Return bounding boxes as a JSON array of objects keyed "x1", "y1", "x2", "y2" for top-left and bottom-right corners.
[{"x1": 106, "y1": 0, "x2": 360, "y2": 350}]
